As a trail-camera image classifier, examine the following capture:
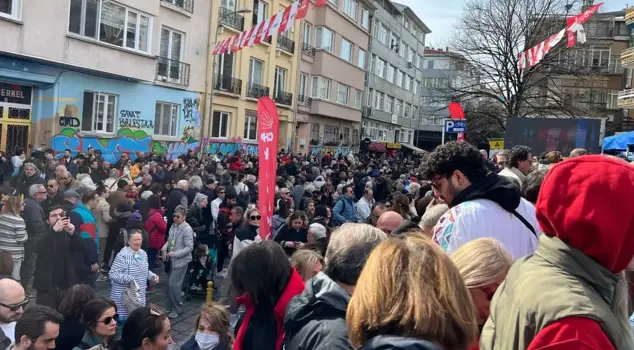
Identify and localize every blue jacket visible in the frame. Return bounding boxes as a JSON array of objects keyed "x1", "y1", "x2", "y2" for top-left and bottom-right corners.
[
  {"x1": 69, "y1": 203, "x2": 99, "y2": 274},
  {"x1": 332, "y1": 196, "x2": 359, "y2": 226}
]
